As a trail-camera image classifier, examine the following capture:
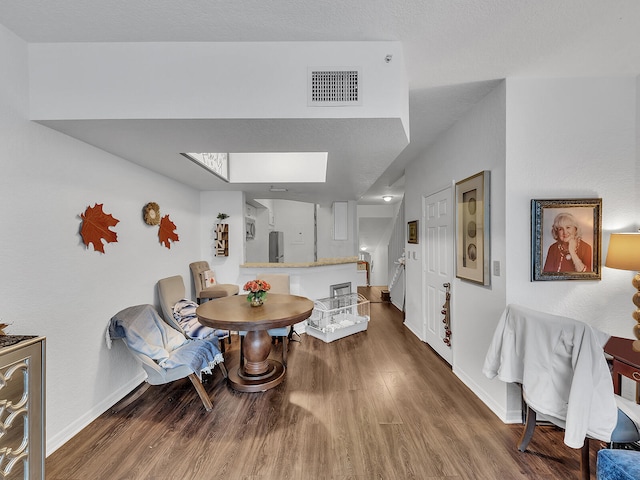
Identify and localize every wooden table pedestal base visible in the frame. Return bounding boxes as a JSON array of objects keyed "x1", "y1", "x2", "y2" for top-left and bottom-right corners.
[
  {"x1": 196, "y1": 294, "x2": 314, "y2": 393},
  {"x1": 228, "y1": 359, "x2": 285, "y2": 393}
]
